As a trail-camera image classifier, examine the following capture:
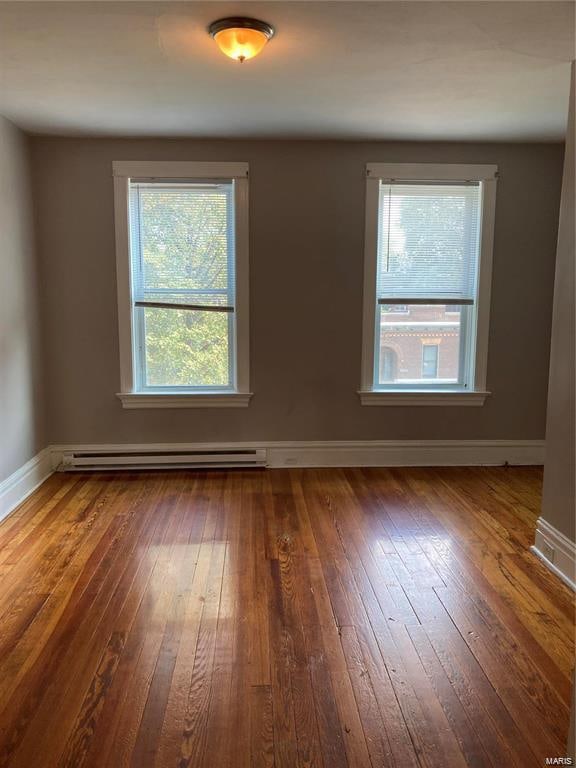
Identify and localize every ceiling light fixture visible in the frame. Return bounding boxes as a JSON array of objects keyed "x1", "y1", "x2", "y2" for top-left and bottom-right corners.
[{"x1": 208, "y1": 17, "x2": 275, "y2": 63}]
